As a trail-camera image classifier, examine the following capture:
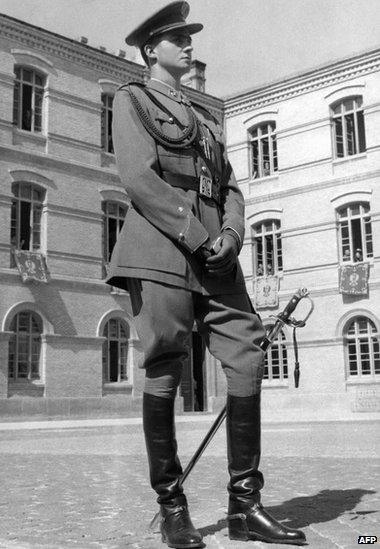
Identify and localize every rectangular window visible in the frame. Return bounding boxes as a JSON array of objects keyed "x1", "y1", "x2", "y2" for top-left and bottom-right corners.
[
  {"x1": 338, "y1": 203, "x2": 373, "y2": 263},
  {"x1": 13, "y1": 67, "x2": 45, "y2": 133},
  {"x1": 332, "y1": 97, "x2": 366, "y2": 159},
  {"x1": 253, "y1": 220, "x2": 282, "y2": 277},
  {"x1": 250, "y1": 122, "x2": 278, "y2": 179},
  {"x1": 101, "y1": 94, "x2": 114, "y2": 154}
]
